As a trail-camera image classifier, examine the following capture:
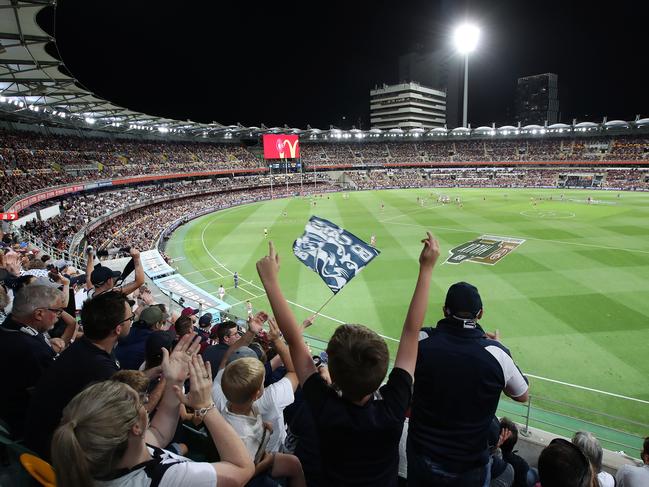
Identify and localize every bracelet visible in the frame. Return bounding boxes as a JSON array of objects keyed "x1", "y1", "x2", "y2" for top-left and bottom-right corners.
[{"x1": 194, "y1": 403, "x2": 216, "y2": 420}]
